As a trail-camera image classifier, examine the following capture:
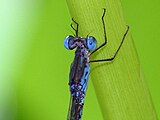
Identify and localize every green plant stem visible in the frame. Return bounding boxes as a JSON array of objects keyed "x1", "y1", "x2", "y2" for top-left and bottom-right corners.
[{"x1": 66, "y1": 0, "x2": 158, "y2": 119}]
